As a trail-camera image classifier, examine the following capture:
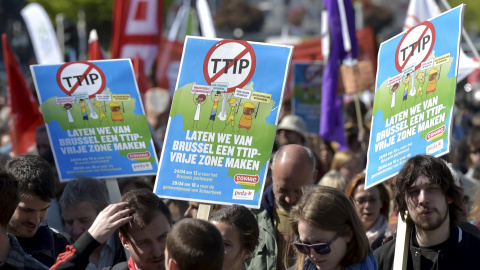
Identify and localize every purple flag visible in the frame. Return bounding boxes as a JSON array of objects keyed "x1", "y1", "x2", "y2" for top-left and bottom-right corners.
[{"x1": 320, "y1": 0, "x2": 357, "y2": 149}]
